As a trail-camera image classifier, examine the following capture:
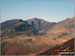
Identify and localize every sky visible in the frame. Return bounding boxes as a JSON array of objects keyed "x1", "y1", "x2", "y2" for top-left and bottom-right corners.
[{"x1": 1, "y1": 0, "x2": 75, "y2": 22}]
